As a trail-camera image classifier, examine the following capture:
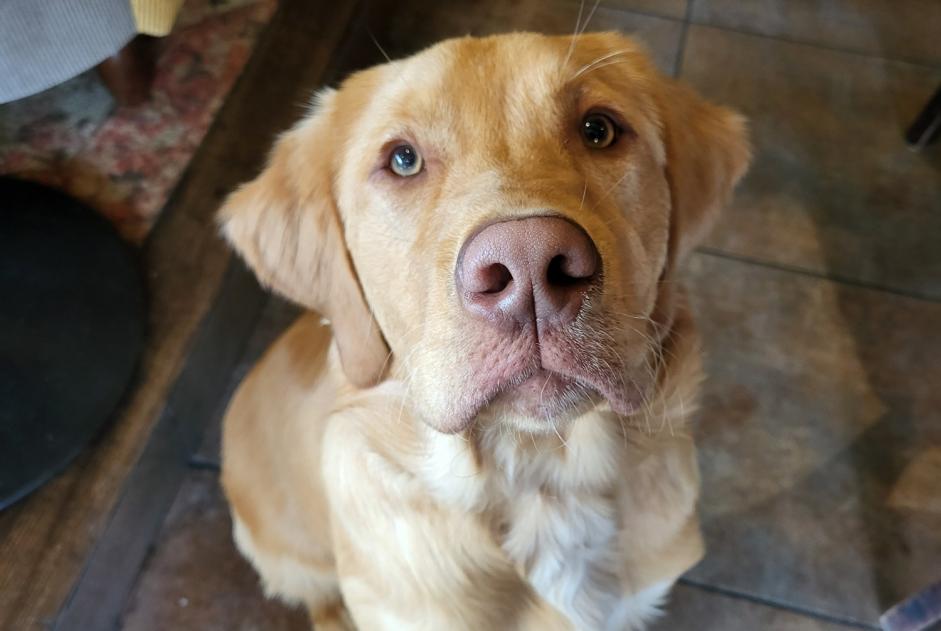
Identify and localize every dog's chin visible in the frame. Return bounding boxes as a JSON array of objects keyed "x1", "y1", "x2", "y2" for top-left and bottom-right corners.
[
  {"x1": 439, "y1": 368, "x2": 642, "y2": 435},
  {"x1": 486, "y1": 370, "x2": 599, "y2": 433}
]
